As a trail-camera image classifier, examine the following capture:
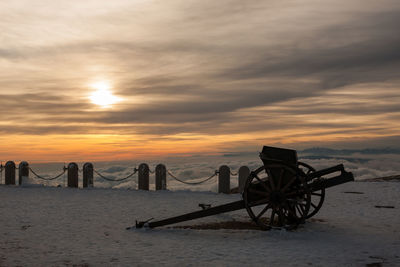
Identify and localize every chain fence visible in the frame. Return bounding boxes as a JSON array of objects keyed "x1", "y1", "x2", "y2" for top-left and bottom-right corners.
[
  {"x1": 1, "y1": 161, "x2": 245, "y2": 190},
  {"x1": 167, "y1": 170, "x2": 218, "y2": 185},
  {"x1": 29, "y1": 167, "x2": 67, "y2": 181},
  {"x1": 94, "y1": 168, "x2": 137, "y2": 182}
]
